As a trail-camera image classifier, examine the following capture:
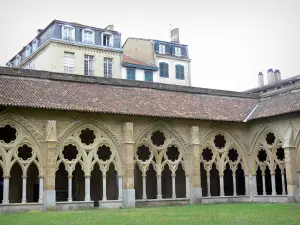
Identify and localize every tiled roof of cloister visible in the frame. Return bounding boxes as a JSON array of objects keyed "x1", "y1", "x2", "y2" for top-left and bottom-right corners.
[{"x1": 0, "y1": 67, "x2": 298, "y2": 122}]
